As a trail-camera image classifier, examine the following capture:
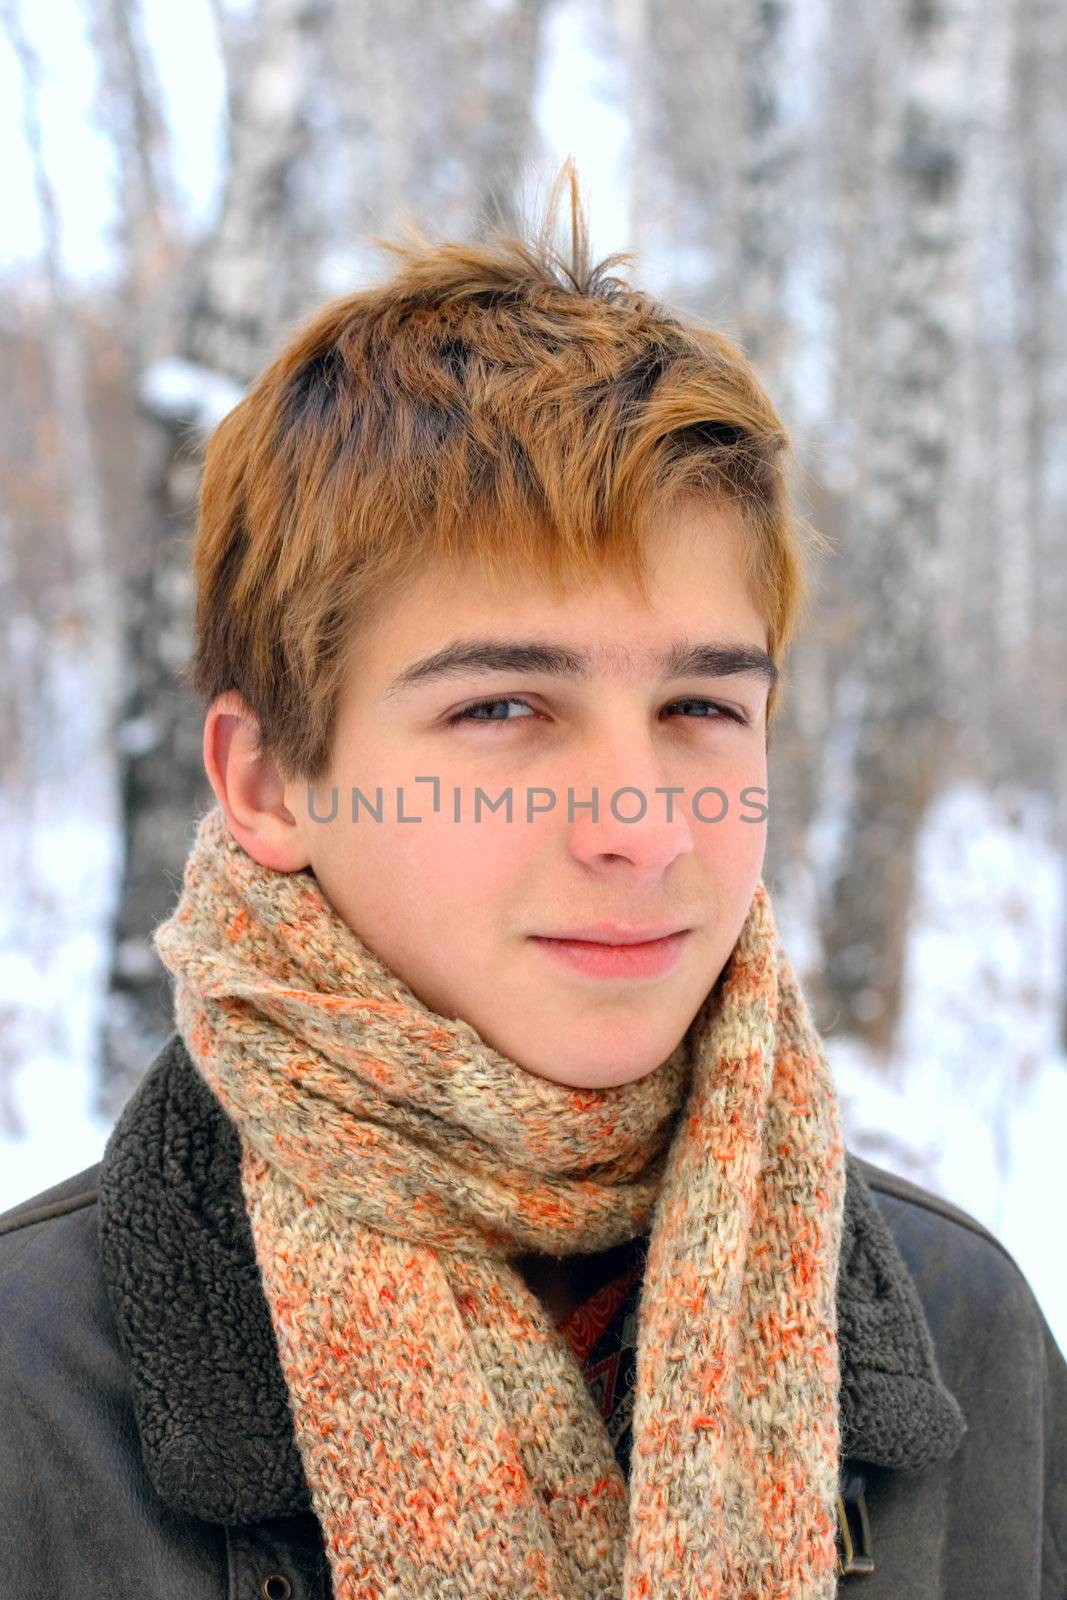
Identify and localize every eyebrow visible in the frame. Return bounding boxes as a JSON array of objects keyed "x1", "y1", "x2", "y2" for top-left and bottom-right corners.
[{"x1": 382, "y1": 636, "x2": 779, "y2": 700}]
